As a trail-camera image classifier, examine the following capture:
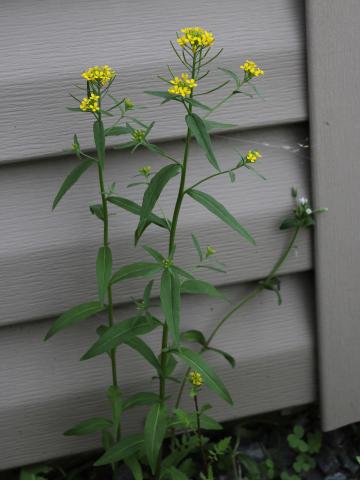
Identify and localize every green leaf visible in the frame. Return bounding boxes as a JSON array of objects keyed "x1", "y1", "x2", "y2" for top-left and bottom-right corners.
[
  {"x1": 93, "y1": 120, "x2": 105, "y2": 168},
  {"x1": 191, "y1": 233, "x2": 203, "y2": 262},
  {"x1": 145, "y1": 91, "x2": 179, "y2": 100},
  {"x1": 175, "y1": 348, "x2": 233, "y2": 404},
  {"x1": 184, "y1": 97, "x2": 212, "y2": 111},
  {"x1": 89, "y1": 204, "x2": 104, "y2": 221},
  {"x1": 108, "y1": 196, "x2": 170, "y2": 231},
  {"x1": 171, "y1": 265, "x2": 195, "y2": 280},
  {"x1": 45, "y1": 301, "x2": 105, "y2": 340},
  {"x1": 203, "y1": 119, "x2": 238, "y2": 131},
  {"x1": 186, "y1": 113, "x2": 220, "y2": 171},
  {"x1": 144, "y1": 402, "x2": 168, "y2": 474},
  {"x1": 125, "y1": 336, "x2": 161, "y2": 372},
  {"x1": 218, "y1": 67, "x2": 241, "y2": 90},
  {"x1": 111, "y1": 262, "x2": 162, "y2": 285},
  {"x1": 180, "y1": 279, "x2": 224, "y2": 299},
  {"x1": 160, "y1": 269, "x2": 181, "y2": 345},
  {"x1": 280, "y1": 218, "x2": 299, "y2": 230},
  {"x1": 187, "y1": 189, "x2": 255, "y2": 245},
  {"x1": 95, "y1": 433, "x2": 143, "y2": 466},
  {"x1": 105, "y1": 126, "x2": 131, "y2": 136},
  {"x1": 164, "y1": 466, "x2": 189, "y2": 480},
  {"x1": 208, "y1": 347, "x2": 236, "y2": 368},
  {"x1": 123, "y1": 392, "x2": 160, "y2": 411},
  {"x1": 143, "y1": 245, "x2": 165, "y2": 263},
  {"x1": 125, "y1": 456, "x2": 143, "y2": 480},
  {"x1": 96, "y1": 246, "x2": 112, "y2": 304},
  {"x1": 181, "y1": 329, "x2": 206, "y2": 346},
  {"x1": 81, "y1": 316, "x2": 159, "y2": 360},
  {"x1": 52, "y1": 158, "x2": 94, "y2": 210},
  {"x1": 64, "y1": 417, "x2": 112, "y2": 436},
  {"x1": 170, "y1": 409, "x2": 223, "y2": 431},
  {"x1": 136, "y1": 164, "x2": 181, "y2": 244}
]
